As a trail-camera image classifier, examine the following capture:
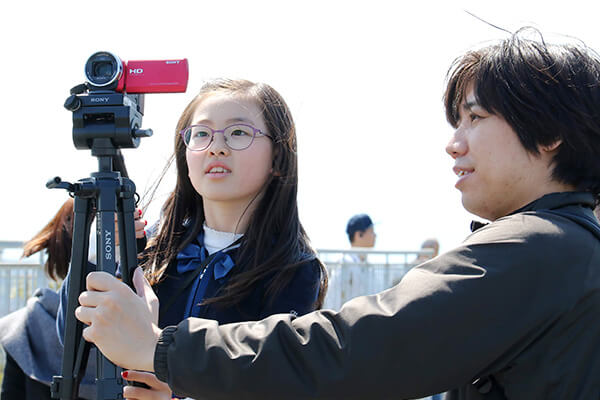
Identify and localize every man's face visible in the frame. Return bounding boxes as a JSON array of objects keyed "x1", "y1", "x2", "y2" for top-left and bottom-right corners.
[
  {"x1": 445, "y1": 86, "x2": 561, "y2": 221},
  {"x1": 353, "y1": 226, "x2": 376, "y2": 248}
]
